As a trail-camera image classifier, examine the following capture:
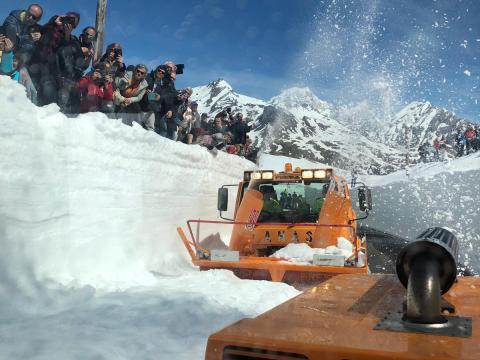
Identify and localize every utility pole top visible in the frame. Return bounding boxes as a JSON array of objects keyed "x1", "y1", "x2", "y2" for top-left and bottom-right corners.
[{"x1": 95, "y1": 0, "x2": 108, "y2": 63}]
